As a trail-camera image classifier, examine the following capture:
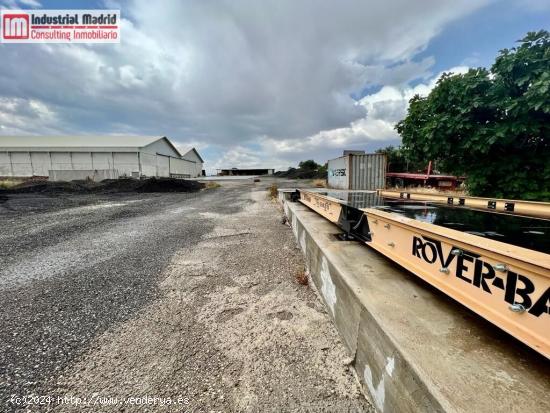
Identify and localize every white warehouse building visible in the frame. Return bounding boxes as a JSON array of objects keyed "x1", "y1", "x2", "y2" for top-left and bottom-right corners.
[{"x1": 0, "y1": 136, "x2": 204, "y2": 179}]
